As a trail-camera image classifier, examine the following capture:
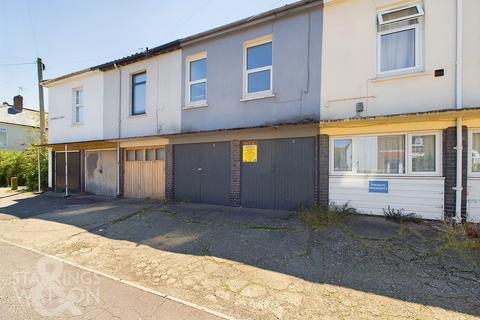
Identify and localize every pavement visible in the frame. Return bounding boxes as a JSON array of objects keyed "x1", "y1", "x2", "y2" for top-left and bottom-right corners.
[
  {"x1": 0, "y1": 240, "x2": 221, "y2": 320},
  {"x1": 0, "y1": 189, "x2": 479, "y2": 320}
]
